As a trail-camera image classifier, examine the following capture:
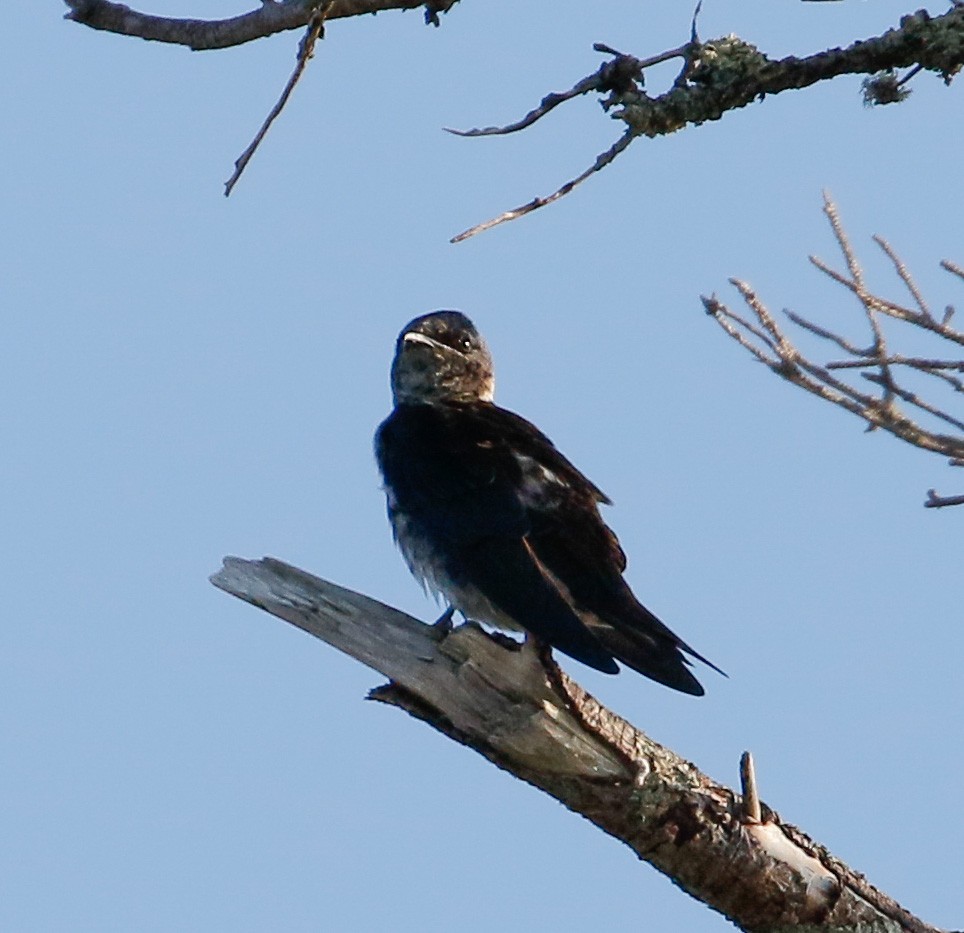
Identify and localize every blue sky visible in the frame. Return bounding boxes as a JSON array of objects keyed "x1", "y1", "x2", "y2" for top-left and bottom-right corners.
[{"x1": 3, "y1": 2, "x2": 962, "y2": 930}]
